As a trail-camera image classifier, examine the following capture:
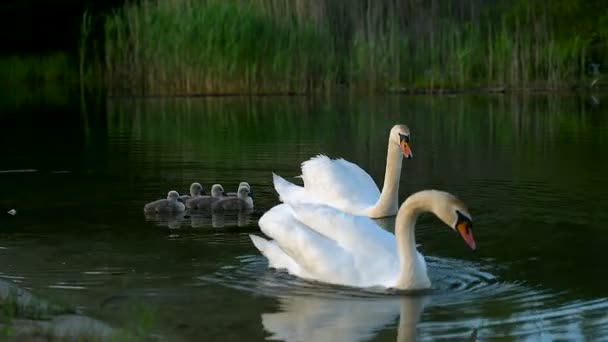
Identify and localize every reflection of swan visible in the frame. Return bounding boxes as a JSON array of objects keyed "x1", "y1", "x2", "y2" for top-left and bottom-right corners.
[
  {"x1": 190, "y1": 212, "x2": 211, "y2": 228},
  {"x1": 144, "y1": 211, "x2": 186, "y2": 229},
  {"x1": 211, "y1": 210, "x2": 254, "y2": 228},
  {"x1": 250, "y1": 190, "x2": 476, "y2": 290},
  {"x1": 262, "y1": 295, "x2": 428, "y2": 342},
  {"x1": 272, "y1": 124, "x2": 412, "y2": 218},
  {"x1": 143, "y1": 190, "x2": 185, "y2": 213}
]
